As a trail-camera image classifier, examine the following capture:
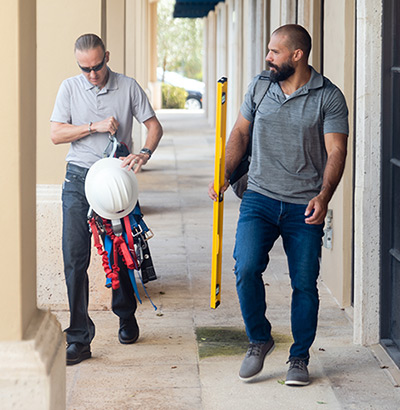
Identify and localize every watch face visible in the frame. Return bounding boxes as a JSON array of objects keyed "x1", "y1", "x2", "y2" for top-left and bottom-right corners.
[{"x1": 140, "y1": 148, "x2": 152, "y2": 157}]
